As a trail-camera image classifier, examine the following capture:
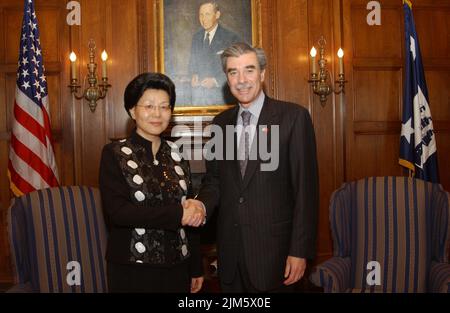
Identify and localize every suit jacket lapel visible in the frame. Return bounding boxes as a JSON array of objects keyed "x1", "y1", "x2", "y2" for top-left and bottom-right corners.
[
  {"x1": 241, "y1": 97, "x2": 277, "y2": 190},
  {"x1": 226, "y1": 105, "x2": 243, "y2": 189},
  {"x1": 210, "y1": 25, "x2": 222, "y2": 50}
]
